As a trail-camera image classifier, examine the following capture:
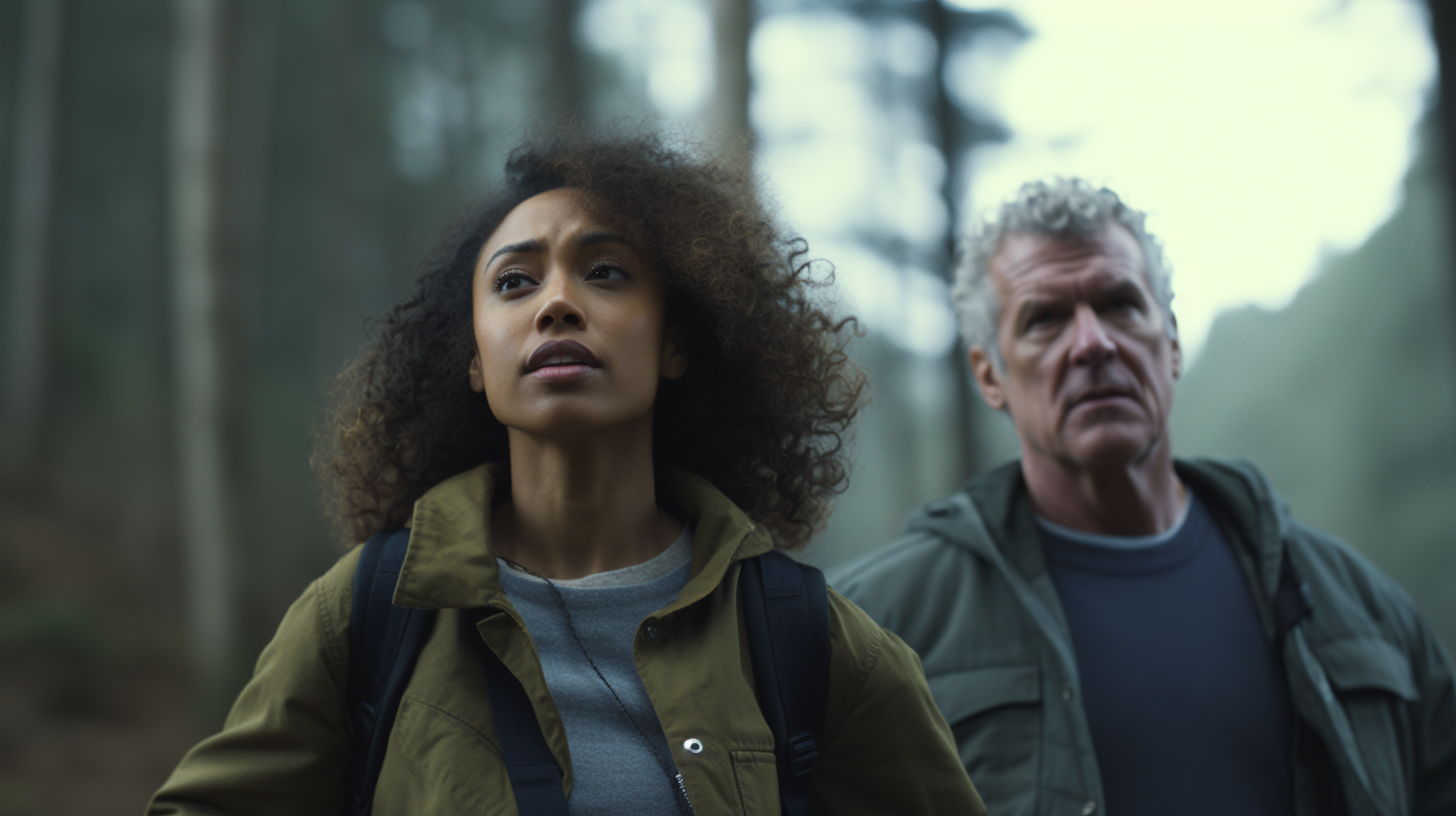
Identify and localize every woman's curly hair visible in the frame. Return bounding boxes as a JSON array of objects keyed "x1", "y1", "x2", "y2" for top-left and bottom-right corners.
[{"x1": 313, "y1": 133, "x2": 864, "y2": 549}]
